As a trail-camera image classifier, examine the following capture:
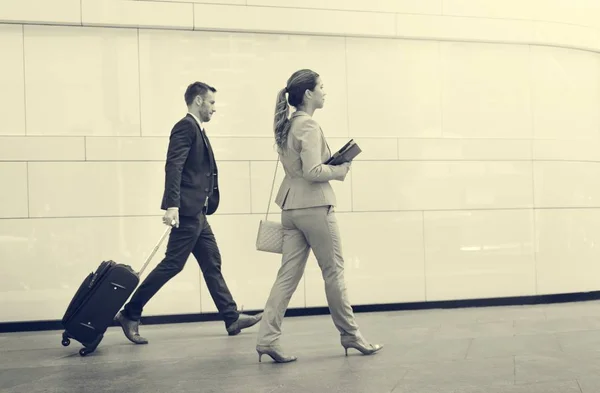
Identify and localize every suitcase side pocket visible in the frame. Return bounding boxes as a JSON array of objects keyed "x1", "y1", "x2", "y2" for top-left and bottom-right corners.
[
  {"x1": 61, "y1": 261, "x2": 116, "y2": 324},
  {"x1": 61, "y1": 272, "x2": 94, "y2": 323}
]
